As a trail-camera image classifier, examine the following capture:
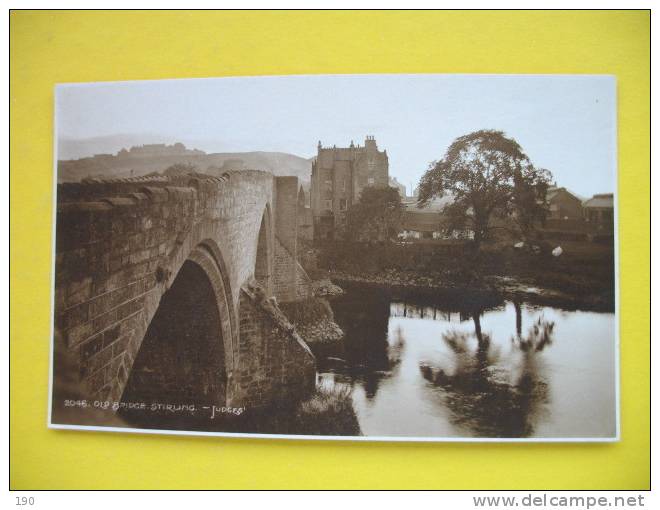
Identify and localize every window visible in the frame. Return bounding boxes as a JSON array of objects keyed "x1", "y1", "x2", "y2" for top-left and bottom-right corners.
[
  {"x1": 324, "y1": 179, "x2": 333, "y2": 192},
  {"x1": 368, "y1": 177, "x2": 375, "y2": 185},
  {"x1": 339, "y1": 199, "x2": 347, "y2": 211},
  {"x1": 342, "y1": 179, "x2": 347, "y2": 192},
  {"x1": 324, "y1": 200, "x2": 332, "y2": 211}
]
